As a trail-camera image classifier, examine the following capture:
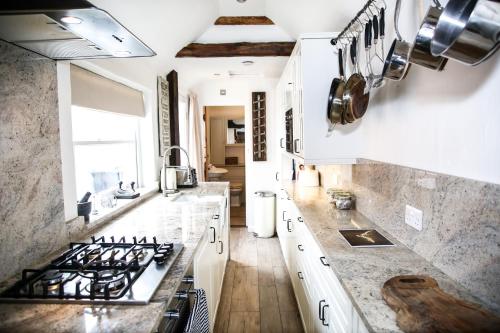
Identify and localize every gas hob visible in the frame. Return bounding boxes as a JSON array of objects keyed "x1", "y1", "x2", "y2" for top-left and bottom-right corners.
[{"x1": 0, "y1": 235, "x2": 183, "y2": 304}]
